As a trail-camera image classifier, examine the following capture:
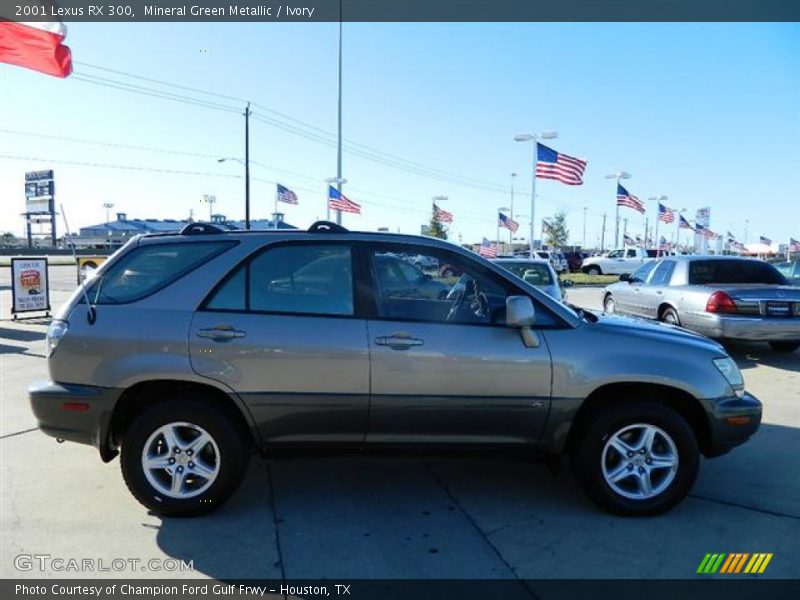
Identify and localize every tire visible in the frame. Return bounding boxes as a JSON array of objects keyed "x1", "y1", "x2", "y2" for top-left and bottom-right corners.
[
  {"x1": 603, "y1": 294, "x2": 616, "y2": 314},
  {"x1": 121, "y1": 398, "x2": 249, "y2": 517},
  {"x1": 768, "y1": 341, "x2": 799, "y2": 353},
  {"x1": 571, "y1": 402, "x2": 699, "y2": 516},
  {"x1": 585, "y1": 265, "x2": 602, "y2": 276},
  {"x1": 660, "y1": 307, "x2": 680, "y2": 326}
]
